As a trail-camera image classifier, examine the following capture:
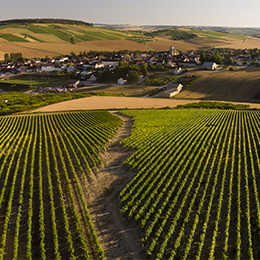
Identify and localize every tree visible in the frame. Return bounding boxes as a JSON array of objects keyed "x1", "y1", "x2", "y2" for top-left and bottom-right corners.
[
  {"x1": 70, "y1": 37, "x2": 75, "y2": 44},
  {"x1": 127, "y1": 70, "x2": 140, "y2": 84},
  {"x1": 200, "y1": 53, "x2": 207, "y2": 64},
  {"x1": 140, "y1": 62, "x2": 148, "y2": 76},
  {"x1": 114, "y1": 61, "x2": 129, "y2": 78},
  {"x1": 4, "y1": 53, "x2": 9, "y2": 62}
]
